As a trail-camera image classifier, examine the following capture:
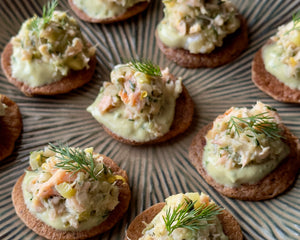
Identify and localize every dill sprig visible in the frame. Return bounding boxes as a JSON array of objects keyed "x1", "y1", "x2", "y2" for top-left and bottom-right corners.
[
  {"x1": 29, "y1": 0, "x2": 58, "y2": 32},
  {"x1": 163, "y1": 200, "x2": 222, "y2": 235},
  {"x1": 29, "y1": 16, "x2": 40, "y2": 32},
  {"x1": 227, "y1": 112, "x2": 283, "y2": 145},
  {"x1": 49, "y1": 143, "x2": 97, "y2": 180},
  {"x1": 285, "y1": 10, "x2": 300, "y2": 35},
  {"x1": 128, "y1": 59, "x2": 162, "y2": 77}
]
